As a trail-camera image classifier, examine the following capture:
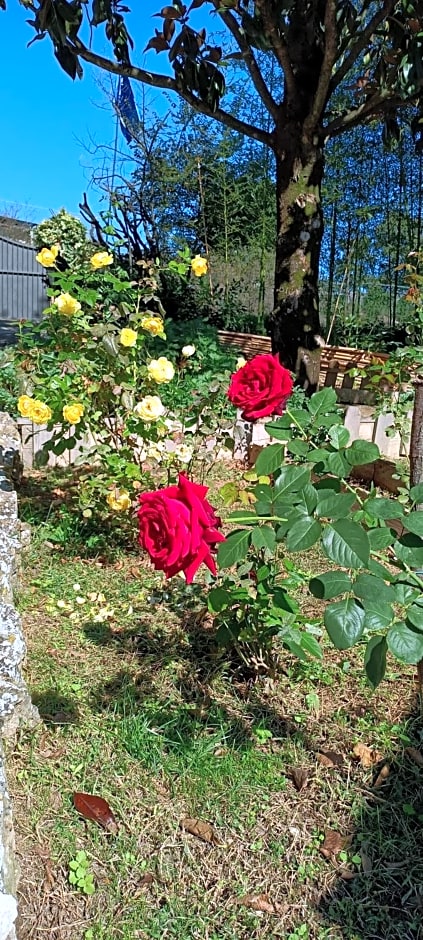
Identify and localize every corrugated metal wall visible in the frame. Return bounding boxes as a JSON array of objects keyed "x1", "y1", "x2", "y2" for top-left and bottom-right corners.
[{"x1": 0, "y1": 236, "x2": 47, "y2": 322}]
